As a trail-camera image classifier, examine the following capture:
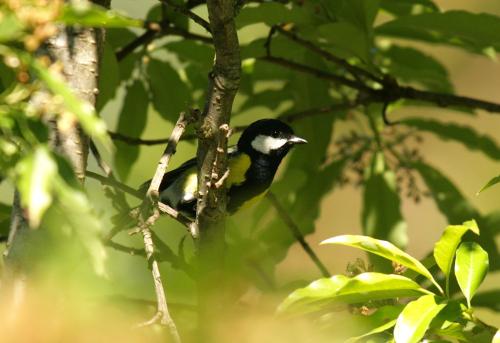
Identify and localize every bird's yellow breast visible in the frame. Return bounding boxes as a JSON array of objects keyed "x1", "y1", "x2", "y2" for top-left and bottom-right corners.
[{"x1": 226, "y1": 153, "x2": 251, "y2": 187}]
